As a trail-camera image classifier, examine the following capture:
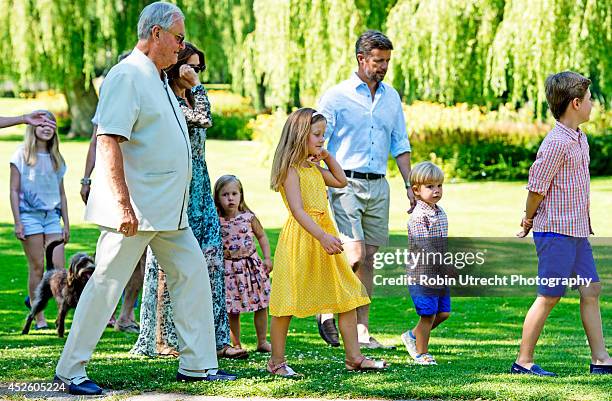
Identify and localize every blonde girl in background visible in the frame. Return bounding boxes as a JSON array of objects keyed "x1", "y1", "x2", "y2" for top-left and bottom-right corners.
[{"x1": 9, "y1": 110, "x2": 68, "y2": 330}]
